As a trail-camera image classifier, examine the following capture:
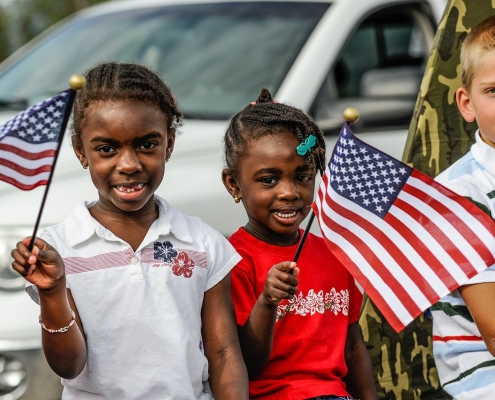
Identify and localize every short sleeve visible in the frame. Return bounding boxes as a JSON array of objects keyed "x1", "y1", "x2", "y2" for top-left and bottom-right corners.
[
  {"x1": 347, "y1": 275, "x2": 363, "y2": 324},
  {"x1": 202, "y1": 222, "x2": 241, "y2": 291},
  {"x1": 436, "y1": 170, "x2": 495, "y2": 219},
  {"x1": 230, "y1": 261, "x2": 257, "y2": 327},
  {"x1": 464, "y1": 263, "x2": 495, "y2": 285}
]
